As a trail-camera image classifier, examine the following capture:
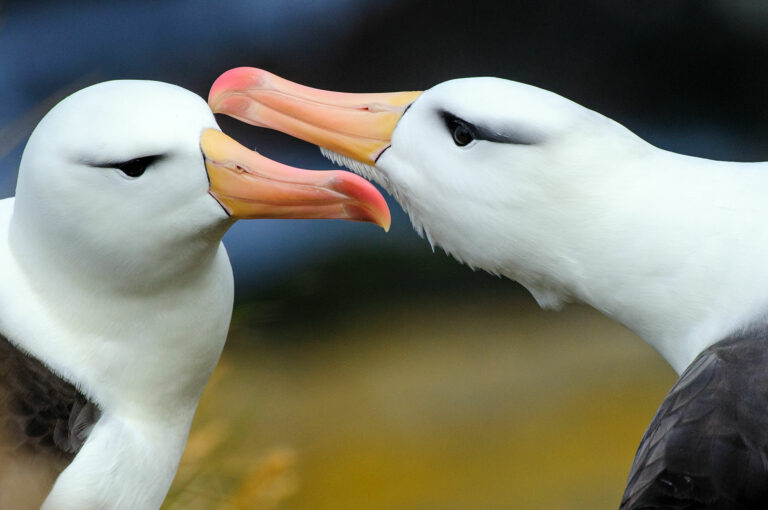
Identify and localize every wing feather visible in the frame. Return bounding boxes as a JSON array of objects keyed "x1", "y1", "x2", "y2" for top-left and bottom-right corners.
[{"x1": 621, "y1": 329, "x2": 768, "y2": 509}]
